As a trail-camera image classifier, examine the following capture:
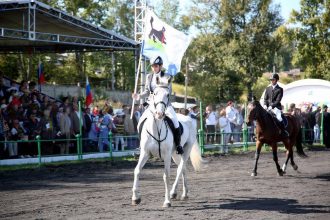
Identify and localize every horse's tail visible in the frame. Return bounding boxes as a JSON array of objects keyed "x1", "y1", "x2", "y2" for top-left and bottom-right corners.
[
  {"x1": 296, "y1": 127, "x2": 307, "y2": 157},
  {"x1": 190, "y1": 140, "x2": 207, "y2": 172}
]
